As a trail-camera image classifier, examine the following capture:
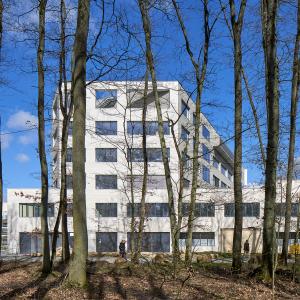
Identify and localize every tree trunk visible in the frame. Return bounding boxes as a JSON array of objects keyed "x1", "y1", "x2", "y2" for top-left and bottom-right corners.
[
  {"x1": 37, "y1": 0, "x2": 51, "y2": 274},
  {"x1": 68, "y1": 0, "x2": 90, "y2": 287},
  {"x1": 281, "y1": 0, "x2": 300, "y2": 265},
  {"x1": 51, "y1": 0, "x2": 71, "y2": 267},
  {"x1": 241, "y1": 68, "x2": 266, "y2": 168},
  {"x1": 171, "y1": 0, "x2": 210, "y2": 265},
  {"x1": 229, "y1": 0, "x2": 246, "y2": 273},
  {"x1": 135, "y1": 71, "x2": 149, "y2": 263},
  {"x1": 261, "y1": 0, "x2": 279, "y2": 281},
  {"x1": 0, "y1": 117, "x2": 3, "y2": 257},
  {"x1": 138, "y1": 0, "x2": 178, "y2": 256},
  {"x1": 294, "y1": 196, "x2": 300, "y2": 281},
  {"x1": 0, "y1": 0, "x2": 3, "y2": 257}
]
